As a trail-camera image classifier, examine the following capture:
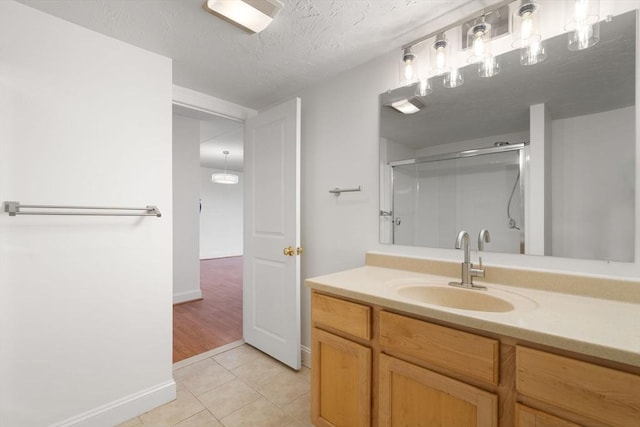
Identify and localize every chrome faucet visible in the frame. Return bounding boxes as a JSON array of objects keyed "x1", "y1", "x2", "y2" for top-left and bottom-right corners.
[
  {"x1": 449, "y1": 230, "x2": 487, "y2": 290},
  {"x1": 477, "y1": 228, "x2": 491, "y2": 272}
]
